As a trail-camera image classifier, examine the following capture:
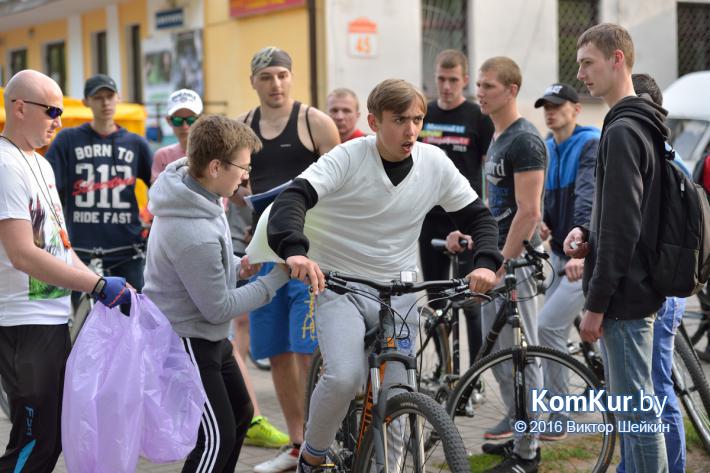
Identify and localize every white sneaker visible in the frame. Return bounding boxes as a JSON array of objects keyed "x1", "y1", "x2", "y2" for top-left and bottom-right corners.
[{"x1": 254, "y1": 445, "x2": 299, "y2": 473}]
